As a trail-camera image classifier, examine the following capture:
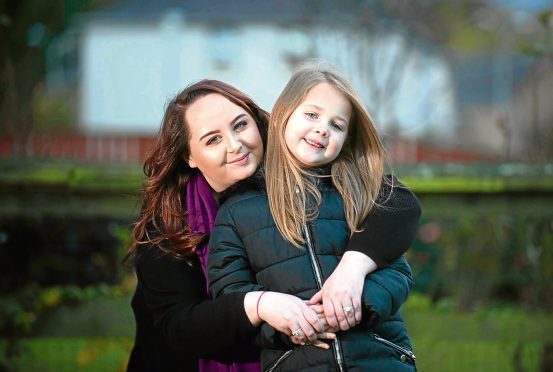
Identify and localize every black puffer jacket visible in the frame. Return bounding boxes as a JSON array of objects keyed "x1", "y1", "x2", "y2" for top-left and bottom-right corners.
[{"x1": 208, "y1": 175, "x2": 416, "y2": 371}]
